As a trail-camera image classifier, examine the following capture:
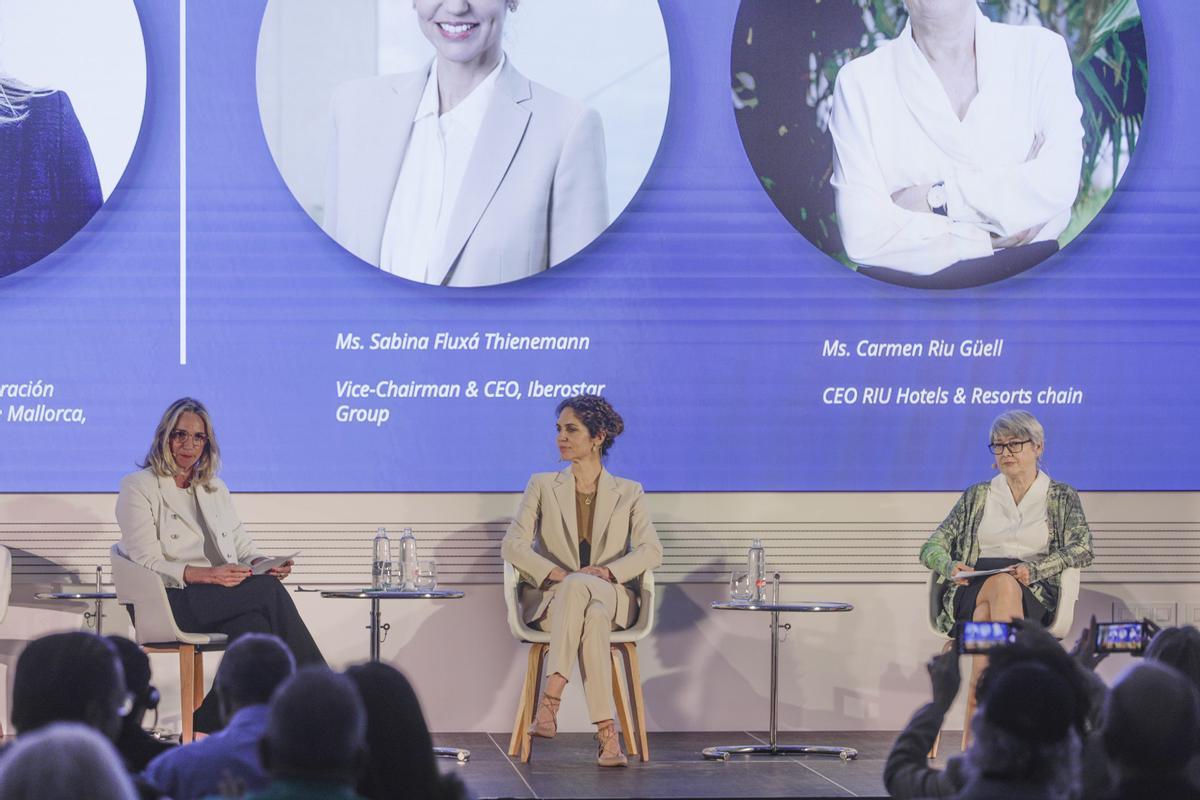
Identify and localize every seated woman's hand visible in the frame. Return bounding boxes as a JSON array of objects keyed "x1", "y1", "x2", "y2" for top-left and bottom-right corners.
[
  {"x1": 251, "y1": 558, "x2": 293, "y2": 579},
  {"x1": 1010, "y1": 563, "x2": 1032, "y2": 585},
  {"x1": 579, "y1": 565, "x2": 614, "y2": 582},
  {"x1": 184, "y1": 564, "x2": 251, "y2": 587},
  {"x1": 546, "y1": 567, "x2": 570, "y2": 584},
  {"x1": 950, "y1": 562, "x2": 971, "y2": 586}
]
